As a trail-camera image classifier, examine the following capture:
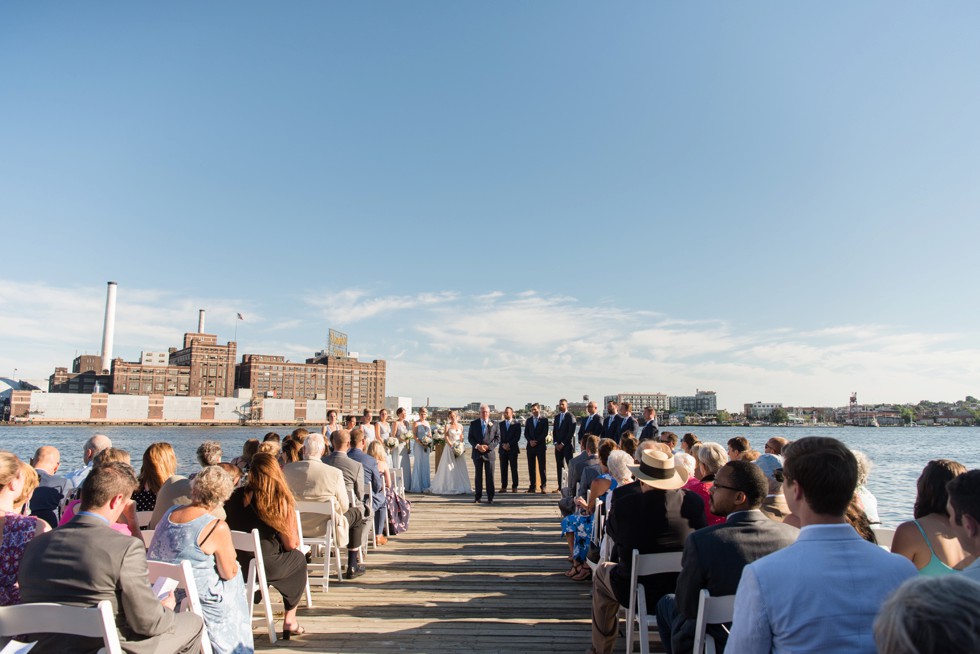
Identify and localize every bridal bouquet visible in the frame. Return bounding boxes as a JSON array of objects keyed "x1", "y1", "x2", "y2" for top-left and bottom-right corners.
[
  {"x1": 384, "y1": 435, "x2": 399, "y2": 451},
  {"x1": 432, "y1": 425, "x2": 447, "y2": 446},
  {"x1": 545, "y1": 434, "x2": 554, "y2": 446},
  {"x1": 451, "y1": 441, "x2": 465, "y2": 458}
]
